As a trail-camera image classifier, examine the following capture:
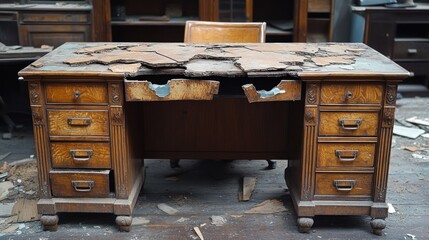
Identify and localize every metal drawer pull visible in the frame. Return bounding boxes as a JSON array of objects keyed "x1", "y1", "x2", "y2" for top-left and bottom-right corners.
[
  {"x1": 345, "y1": 91, "x2": 353, "y2": 99},
  {"x1": 407, "y1": 49, "x2": 417, "y2": 54},
  {"x1": 69, "y1": 149, "x2": 93, "y2": 161},
  {"x1": 335, "y1": 150, "x2": 359, "y2": 161},
  {"x1": 333, "y1": 180, "x2": 356, "y2": 191},
  {"x1": 67, "y1": 117, "x2": 91, "y2": 126},
  {"x1": 71, "y1": 180, "x2": 95, "y2": 192},
  {"x1": 339, "y1": 118, "x2": 362, "y2": 130}
]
